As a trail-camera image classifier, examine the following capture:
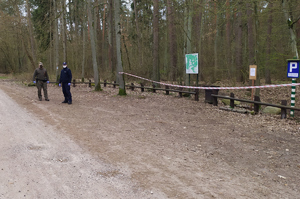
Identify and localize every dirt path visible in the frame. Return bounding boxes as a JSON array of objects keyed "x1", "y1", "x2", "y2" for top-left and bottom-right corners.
[
  {"x1": 0, "y1": 87, "x2": 156, "y2": 199},
  {"x1": 0, "y1": 80, "x2": 299, "y2": 198}
]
